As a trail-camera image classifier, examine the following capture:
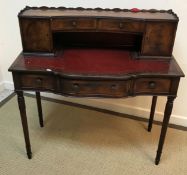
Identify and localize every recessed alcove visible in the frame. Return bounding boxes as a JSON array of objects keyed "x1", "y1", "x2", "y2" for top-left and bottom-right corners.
[{"x1": 53, "y1": 32, "x2": 143, "y2": 52}]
